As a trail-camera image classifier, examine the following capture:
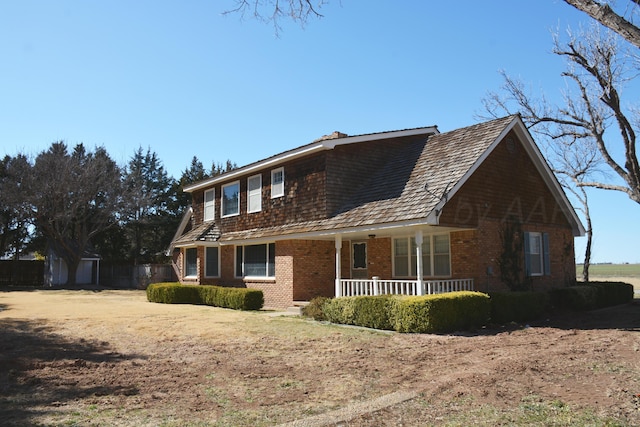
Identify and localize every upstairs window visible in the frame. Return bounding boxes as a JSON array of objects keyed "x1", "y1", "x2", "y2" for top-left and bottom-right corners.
[
  {"x1": 271, "y1": 167, "x2": 284, "y2": 198},
  {"x1": 221, "y1": 181, "x2": 240, "y2": 217},
  {"x1": 204, "y1": 189, "x2": 215, "y2": 221},
  {"x1": 247, "y1": 174, "x2": 262, "y2": 213}
]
